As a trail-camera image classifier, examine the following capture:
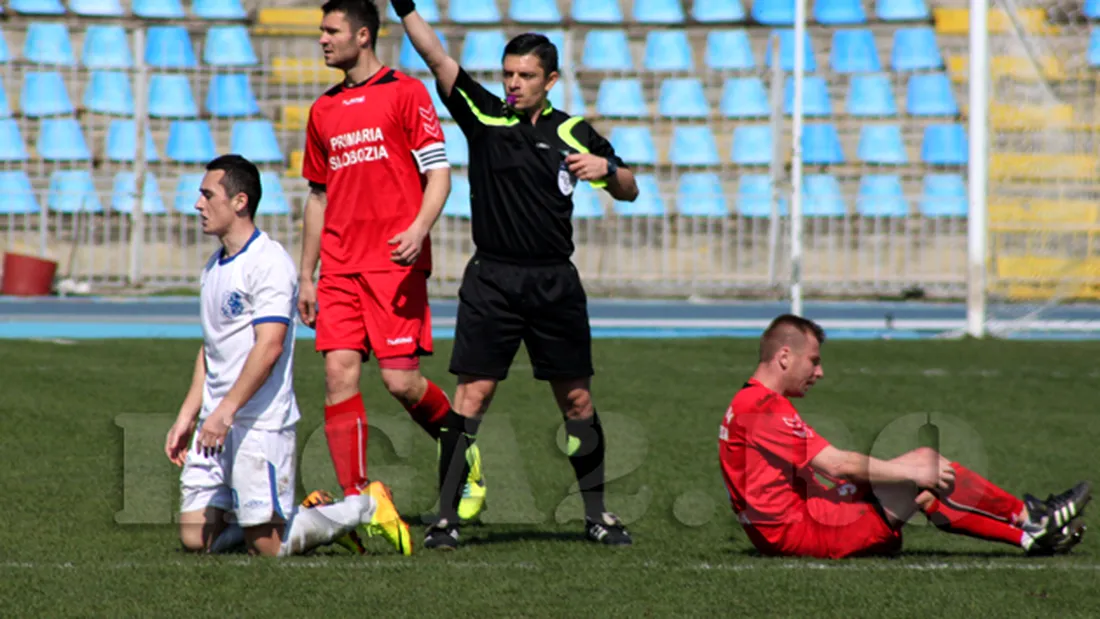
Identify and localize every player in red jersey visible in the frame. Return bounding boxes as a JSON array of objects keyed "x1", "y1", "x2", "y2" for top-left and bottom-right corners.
[
  {"x1": 297, "y1": 0, "x2": 484, "y2": 519},
  {"x1": 719, "y1": 314, "x2": 1090, "y2": 559}
]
